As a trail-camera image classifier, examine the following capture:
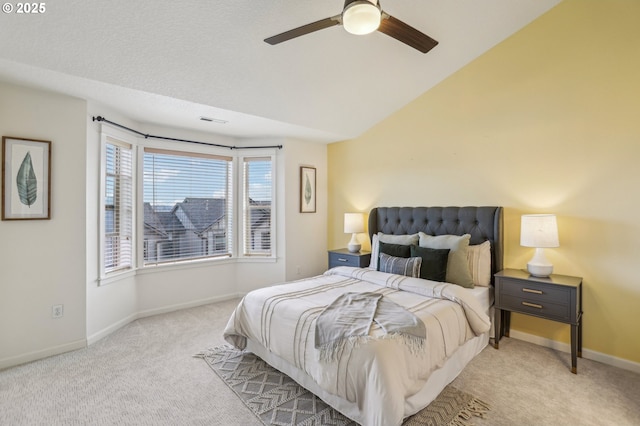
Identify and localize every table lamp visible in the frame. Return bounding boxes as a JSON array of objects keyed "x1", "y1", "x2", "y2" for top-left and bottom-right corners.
[
  {"x1": 344, "y1": 213, "x2": 365, "y2": 253},
  {"x1": 520, "y1": 214, "x2": 559, "y2": 277}
]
